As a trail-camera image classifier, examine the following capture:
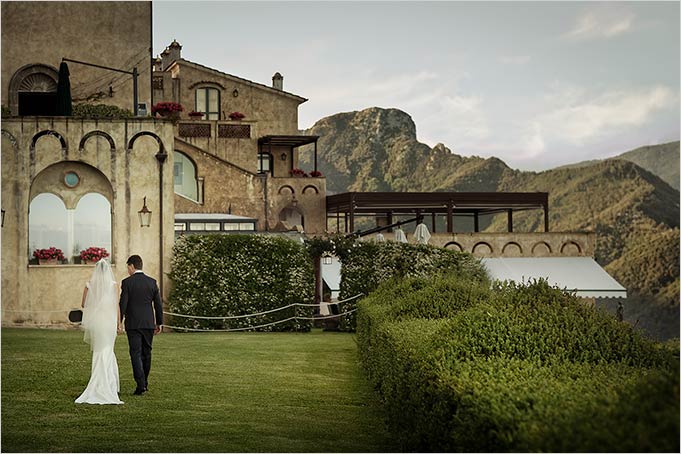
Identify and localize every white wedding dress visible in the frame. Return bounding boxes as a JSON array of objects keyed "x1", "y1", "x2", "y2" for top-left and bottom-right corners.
[{"x1": 75, "y1": 259, "x2": 123, "y2": 405}]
